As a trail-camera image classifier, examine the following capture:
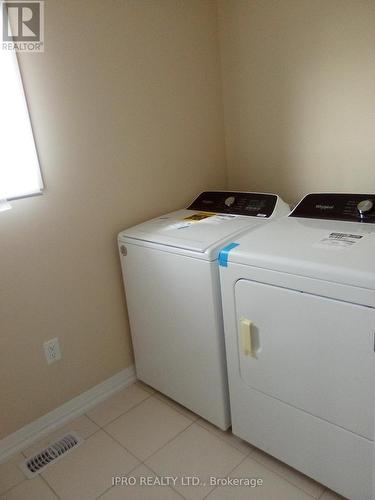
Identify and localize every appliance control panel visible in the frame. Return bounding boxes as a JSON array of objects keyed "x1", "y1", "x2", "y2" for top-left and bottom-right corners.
[
  {"x1": 188, "y1": 191, "x2": 278, "y2": 217},
  {"x1": 290, "y1": 193, "x2": 375, "y2": 223}
]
